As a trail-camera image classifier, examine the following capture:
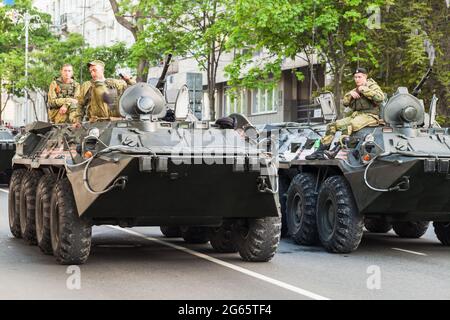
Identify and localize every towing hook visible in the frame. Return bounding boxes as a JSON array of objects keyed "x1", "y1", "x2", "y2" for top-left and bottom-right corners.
[
  {"x1": 116, "y1": 176, "x2": 128, "y2": 190},
  {"x1": 389, "y1": 176, "x2": 410, "y2": 192}
]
